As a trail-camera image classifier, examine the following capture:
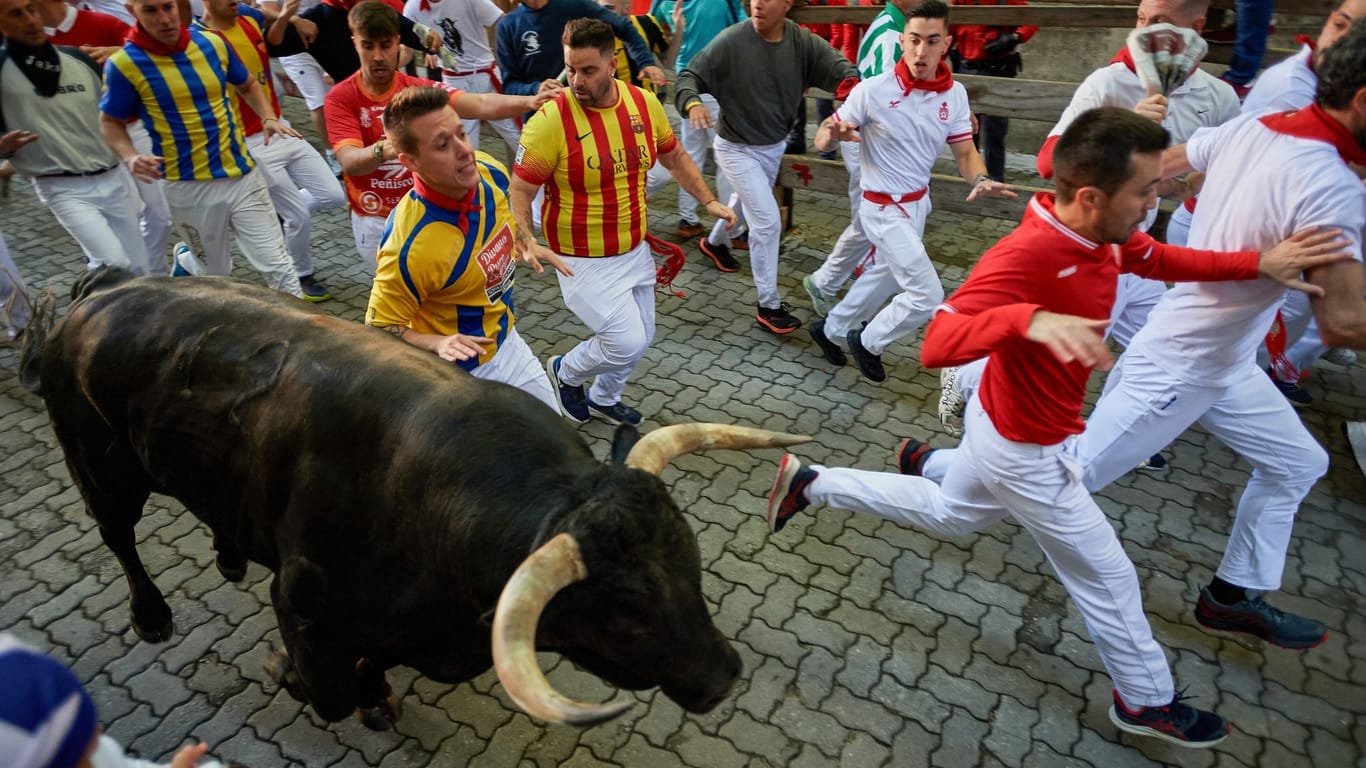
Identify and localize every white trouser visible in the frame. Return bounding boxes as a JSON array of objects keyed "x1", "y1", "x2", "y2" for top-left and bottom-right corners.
[
  {"x1": 709, "y1": 137, "x2": 786, "y2": 308},
  {"x1": 130, "y1": 122, "x2": 172, "y2": 274},
  {"x1": 443, "y1": 69, "x2": 521, "y2": 153},
  {"x1": 32, "y1": 167, "x2": 151, "y2": 274},
  {"x1": 471, "y1": 326, "x2": 557, "y2": 412},
  {"x1": 248, "y1": 129, "x2": 346, "y2": 277},
  {"x1": 824, "y1": 195, "x2": 941, "y2": 355},
  {"x1": 166, "y1": 170, "x2": 302, "y2": 297},
  {"x1": 351, "y1": 212, "x2": 387, "y2": 275},
  {"x1": 556, "y1": 241, "x2": 656, "y2": 406},
  {"x1": 810, "y1": 141, "x2": 869, "y2": 297},
  {"x1": 1079, "y1": 349, "x2": 1326, "y2": 590},
  {"x1": 808, "y1": 396, "x2": 1175, "y2": 709},
  {"x1": 1165, "y1": 203, "x2": 1193, "y2": 247},
  {"x1": 677, "y1": 94, "x2": 728, "y2": 224},
  {"x1": 279, "y1": 53, "x2": 330, "y2": 110},
  {"x1": 0, "y1": 229, "x2": 31, "y2": 338},
  {"x1": 1107, "y1": 273, "x2": 1165, "y2": 349}
]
